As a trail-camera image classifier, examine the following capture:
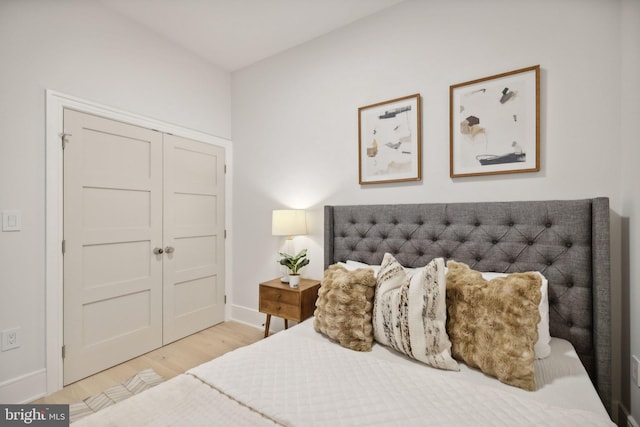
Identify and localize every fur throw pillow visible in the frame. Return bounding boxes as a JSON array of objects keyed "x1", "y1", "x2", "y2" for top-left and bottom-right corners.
[
  {"x1": 314, "y1": 264, "x2": 376, "y2": 351},
  {"x1": 446, "y1": 261, "x2": 542, "y2": 391},
  {"x1": 373, "y1": 253, "x2": 458, "y2": 371}
]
